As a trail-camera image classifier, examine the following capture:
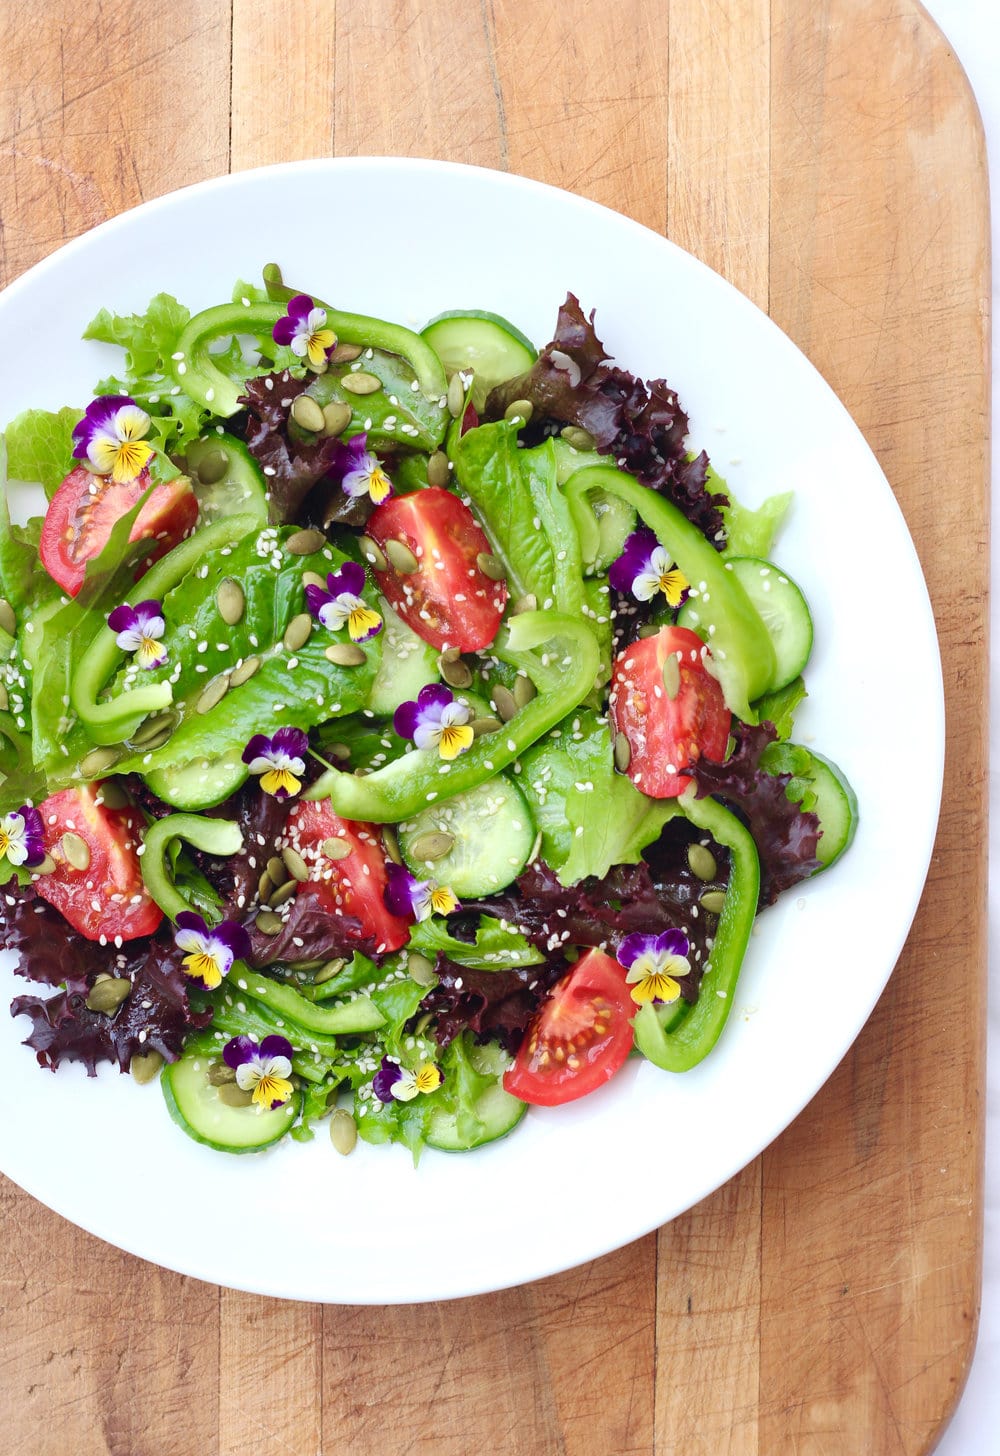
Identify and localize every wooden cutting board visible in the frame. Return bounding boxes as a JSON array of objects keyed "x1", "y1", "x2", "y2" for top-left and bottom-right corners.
[{"x1": 0, "y1": 1, "x2": 988, "y2": 1451}]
